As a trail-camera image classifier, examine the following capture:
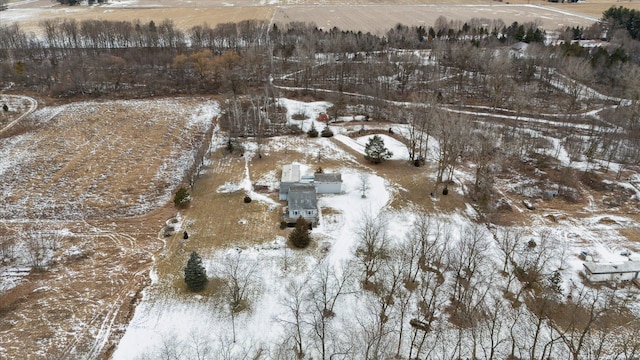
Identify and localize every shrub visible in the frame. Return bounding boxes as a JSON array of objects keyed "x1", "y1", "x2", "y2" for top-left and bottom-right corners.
[
  {"x1": 280, "y1": 221, "x2": 287, "y2": 229},
  {"x1": 292, "y1": 112, "x2": 307, "y2": 120},
  {"x1": 321, "y1": 126, "x2": 334, "y2": 138},
  {"x1": 244, "y1": 195, "x2": 252, "y2": 203},
  {"x1": 174, "y1": 187, "x2": 190, "y2": 208}
]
